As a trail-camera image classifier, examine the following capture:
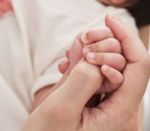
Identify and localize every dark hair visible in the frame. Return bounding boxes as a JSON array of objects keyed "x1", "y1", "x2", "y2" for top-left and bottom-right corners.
[{"x1": 128, "y1": 0, "x2": 150, "y2": 27}]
